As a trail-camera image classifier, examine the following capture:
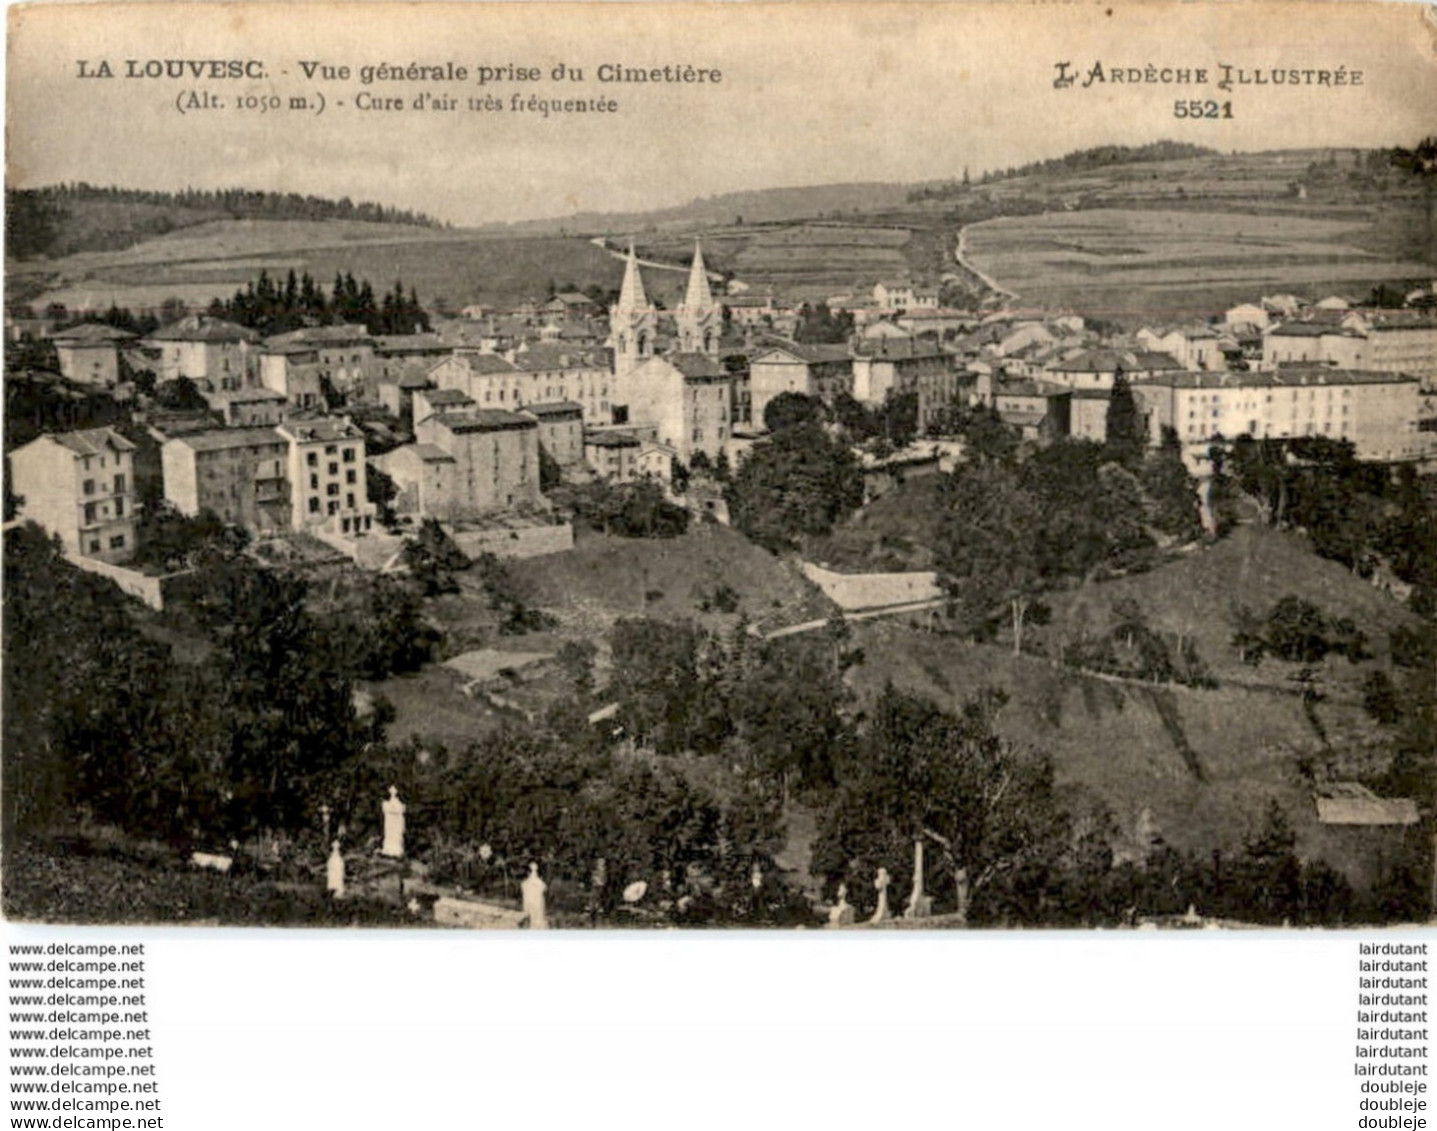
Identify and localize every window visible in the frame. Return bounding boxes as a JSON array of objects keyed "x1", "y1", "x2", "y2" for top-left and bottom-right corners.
[
  {"x1": 307, "y1": 452, "x2": 318, "y2": 467},
  {"x1": 327, "y1": 501, "x2": 339, "y2": 515},
  {"x1": 346, "y1": 469, "x2": 357, "y2": 485},
  {"x1": 308, "y1": 497, "x2": 320, "y2": 514},
  {"x1": 84, "y1": 503, "x2": 98, "y2": 524},
  {"x1": 89, "y1": 539, "x2": 101, "y2": 554},
  {"x1": 109, "y1": 534, "x2": 126, "y2": 550},
  {"x1": 114, "y1": 499, "x2": 124, "y2": 518},
  {"x1": 83, "y1": 479, "x2": 95, "y2": 496},
  {"x1": 325, "y1": 445, "x2": 337, "y2": 456},
  {"x1": 327, "y1": 483, "x2": 340, "y2": 497},
  {"x1": 342, "y1": 448, "x2": 355, "y2": 463},
  {"x1": 310, "y1": 474, "x2": 319, "y2": 490},
  {"x1": 328, "y1": 463, "x2": 339, "y2": 476},
  {"x1": 346, "y1": 493, "x2": 355, "y2": 509}
]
